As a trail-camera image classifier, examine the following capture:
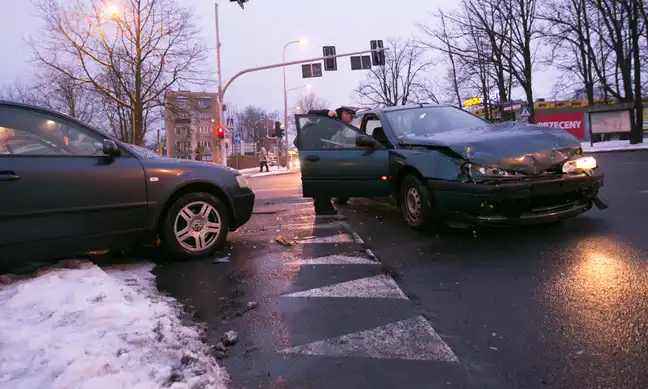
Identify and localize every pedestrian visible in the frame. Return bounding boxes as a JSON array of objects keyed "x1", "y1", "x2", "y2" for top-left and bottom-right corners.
[
  {"x1": 293, "y1": 106, "x2": 357, "y2": 215},
  {"x1": 259, "y1": 145, "x2": 269, "y2": 172}
]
